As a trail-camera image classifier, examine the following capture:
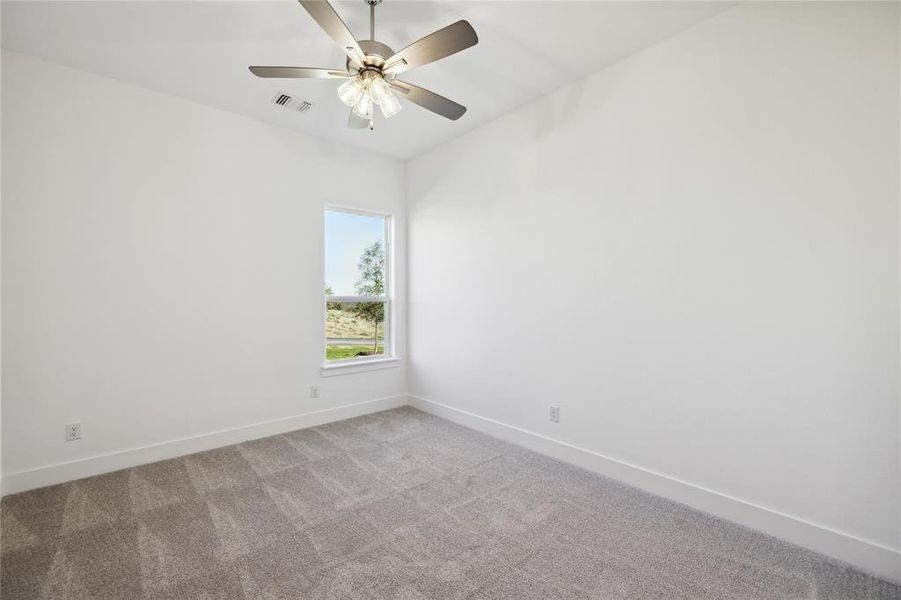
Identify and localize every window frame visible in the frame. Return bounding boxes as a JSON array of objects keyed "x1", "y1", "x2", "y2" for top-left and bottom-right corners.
[{"x1": 322, "y1": 204, "x2": 397, "y2": 374}]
